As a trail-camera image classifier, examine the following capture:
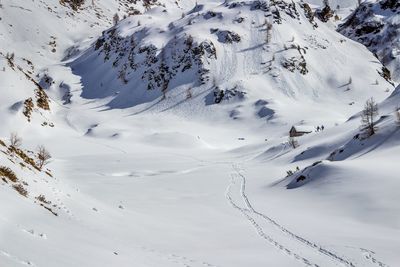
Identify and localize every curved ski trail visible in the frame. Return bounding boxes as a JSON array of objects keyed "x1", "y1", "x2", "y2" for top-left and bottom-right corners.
[
  {"x1": 360, "y1": 248, "x2": 389, "y2": 267},
  {"x1": 226, "y1": 173, "x2": 319, "y2": 267},
  {"x1": 229, "y1": 163, "x2": 392, "y2": 267},
  {"x1": 139, "y1": 246, "x2": 218, "y2": 267},
  {"x1": 231, "y1": 164, "x2": 355, "y2": 267}
]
